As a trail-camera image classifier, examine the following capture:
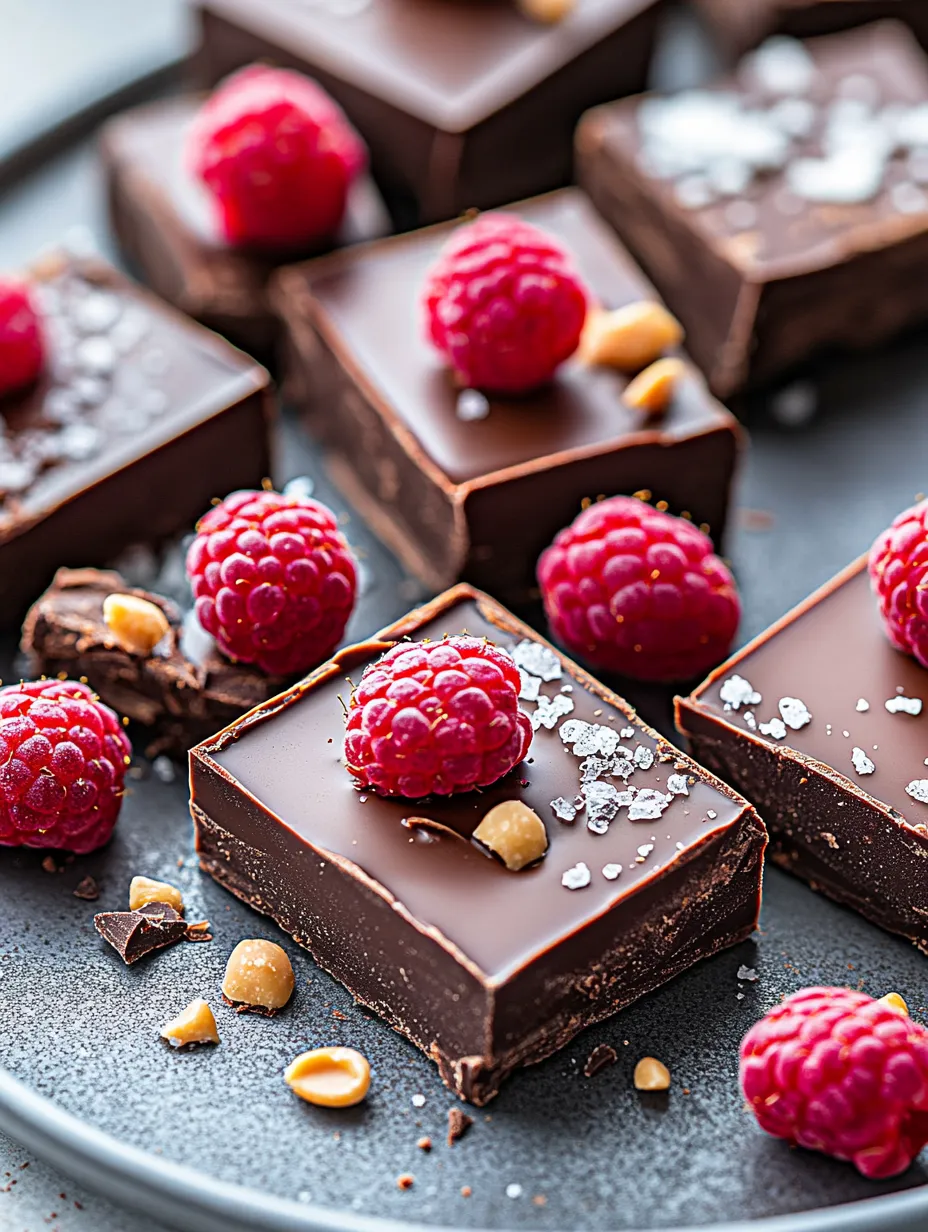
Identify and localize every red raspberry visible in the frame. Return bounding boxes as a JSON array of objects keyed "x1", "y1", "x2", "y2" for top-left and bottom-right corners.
[
  {"x1": 537, "y1": 496, "x2": 739, "y2": 682},
  {"x1": 187, "y1": 64, "x2": 366, "y2": 250},
  {"x1": 422, "y1": 213, "x2": 589, "y2": 394},
  {"x1": 0, "y1": 680, "x2": 131, "y2": 854},
  {"x1": 869, "y1": 499, "x2": 928, "y2": 668},
  {"x1": 187, "y1": 489, "x2": 357, "y2": 677},
  {"x1": 0, "y1": 278, "x2": 44, "y2": 398},
  {"x1": 345, "y1": 636, "x2": 533, "y2": 798},
  {"x1": 741, "y1": 987, "x2": 928, "y2": 1179}
]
